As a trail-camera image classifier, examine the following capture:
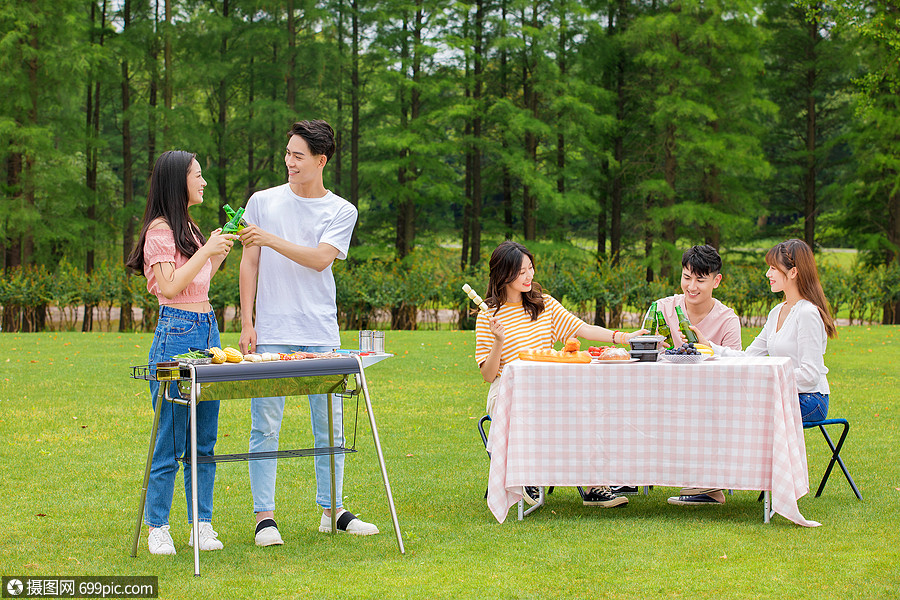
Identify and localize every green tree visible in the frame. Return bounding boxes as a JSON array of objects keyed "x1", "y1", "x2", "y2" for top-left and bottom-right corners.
[
  {"x1": 623, "y1": 0, "x2": 774, "y2": 279},
  {"x1": 761, "y1": 0, "x2": 855, "y2": 249}
]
